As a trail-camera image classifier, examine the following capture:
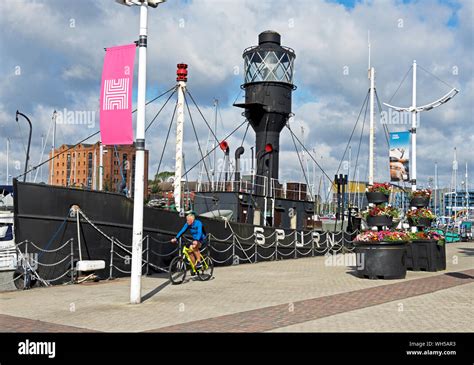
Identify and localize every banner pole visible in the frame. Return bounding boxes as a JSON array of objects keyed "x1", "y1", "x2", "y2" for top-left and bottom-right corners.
[{"x1": 130, "y1": 1, "x2": 148, "y2": 305}]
